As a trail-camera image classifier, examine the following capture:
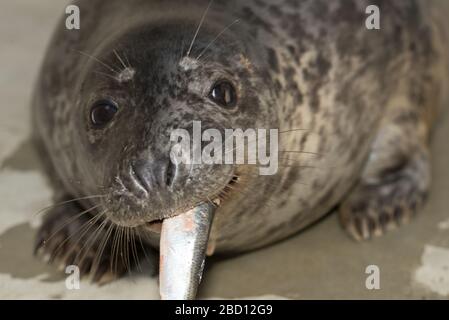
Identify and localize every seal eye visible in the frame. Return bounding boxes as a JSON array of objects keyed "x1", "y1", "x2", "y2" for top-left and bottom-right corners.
[
  {"x1": 90, "y1": 100, "x2": 118, "y2": 128},
  {"x1": 209, "y1": 80, "x2": 237, "y2": 108}
]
